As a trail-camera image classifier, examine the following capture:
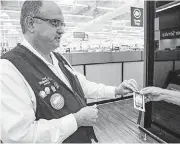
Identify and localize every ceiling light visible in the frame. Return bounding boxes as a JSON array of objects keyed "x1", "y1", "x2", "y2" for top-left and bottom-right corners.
[
  {"x1": 0, "y1": 19, "x2": 20, "y2": 22},
  {"x1": 2, "y1": 25, "x2": 20, "y2": 28},
  {"x1": 0, "y1": 19, "x2": 19, "y2": 22},
  {"x1": 0, "y1": 12, "x2": 10, "y2": 18},
  {"x1": 75, "y1": 4, "x2": 88, "y2": 7},
  {"x1": 0, "y1": 10, "x2": 20, "y2": 13},
  {"x1": 57, "y1": 0, "x2": 75, "y2": 5},
  {"x1": 156, "y1": 1, "x2": 180, "y2": 12},
  {"x1": 97, "y1": 6, "x2": 114, "y2": 11},
  {"x1": 0, "y1": 28, "x2": 20, "y2": 31},
  {"x1": 64, "y1": 14, "x2": 93, "y2": 18},
  {"x1": 111, "y1": 20, "x2": 129, "y2": 23},
  {"x1": 59, "y1": 3, "x2": 88, "y2": 7},
  {"x1": 102, "y1": 28, "x2": 109, "y2": 31},
  {"x1": 3, "y1": 23, "x2": 13, "y2": 26}
]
